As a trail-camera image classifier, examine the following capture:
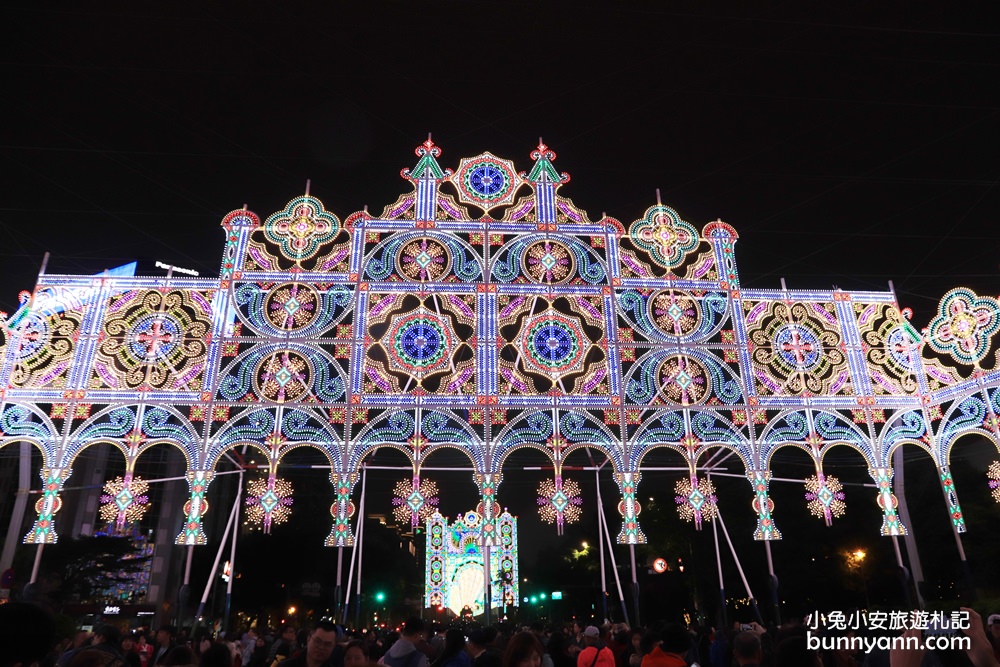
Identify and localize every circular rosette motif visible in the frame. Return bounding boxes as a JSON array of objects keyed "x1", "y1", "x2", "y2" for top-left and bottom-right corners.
[
  {"x1": 628, "y1": 205, "x2": 700, "y2": 270},
  {"x1": 264, "y1": 197, "x2": 340, "y2": 260},
  {"x1": 124, "y1": 313, "x2": 185, "y2": 363},
  {"x1": 656, "y1": 354, "x2": 710, "y2": 404},
  {"x1": 396, "y1": 238, "x2": 452, "y2": 282},
  {"x1": 927, "y1": 288, "x2": 1000, "y2": 365},
  {"x1": 382, "y1": 308, "x2": 457, "y2": 374},
  {"x1": 648, "y1": 289, "x2": 702, "y2": 338},
  {"x1": 265, "y1": 283, "x2": 319, "y2": 331},
  {"x1": 519, "y1": 312, "x2": 587, "y2": 374},
  {"x1": 773, "y1": 324, "x2": 823, "y2": 372},
  {"x1": 254, "y1": 350, "x2": 312, "y2": 402},
  {"x1": 522, "y1": 240, "x2": 575, "y2": 284},
  {"x1": 451, "y1": 153, "x2": 521, "y2": 211}
]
